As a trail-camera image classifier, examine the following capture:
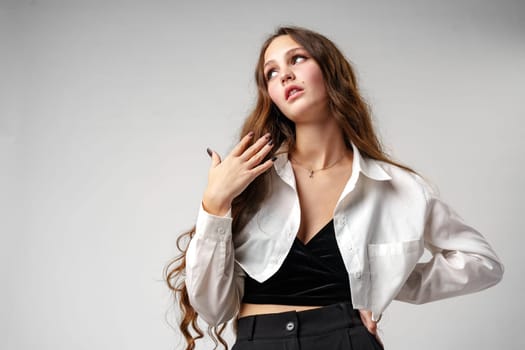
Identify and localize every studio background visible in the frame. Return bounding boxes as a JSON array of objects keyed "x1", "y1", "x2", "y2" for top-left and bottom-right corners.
[{"x1": 1, "y1": 0, "x2": 523, "y2": 349}]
